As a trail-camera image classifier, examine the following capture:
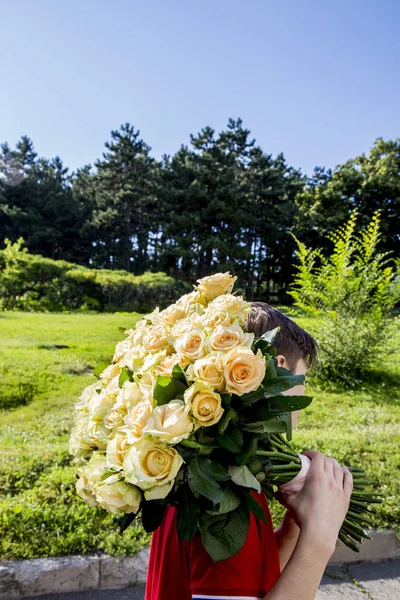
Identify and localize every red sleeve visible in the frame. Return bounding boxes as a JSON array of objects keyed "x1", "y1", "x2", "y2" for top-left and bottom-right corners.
[{"x1": 145, "y1": 493, "x2": 281, "y2": 600}]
